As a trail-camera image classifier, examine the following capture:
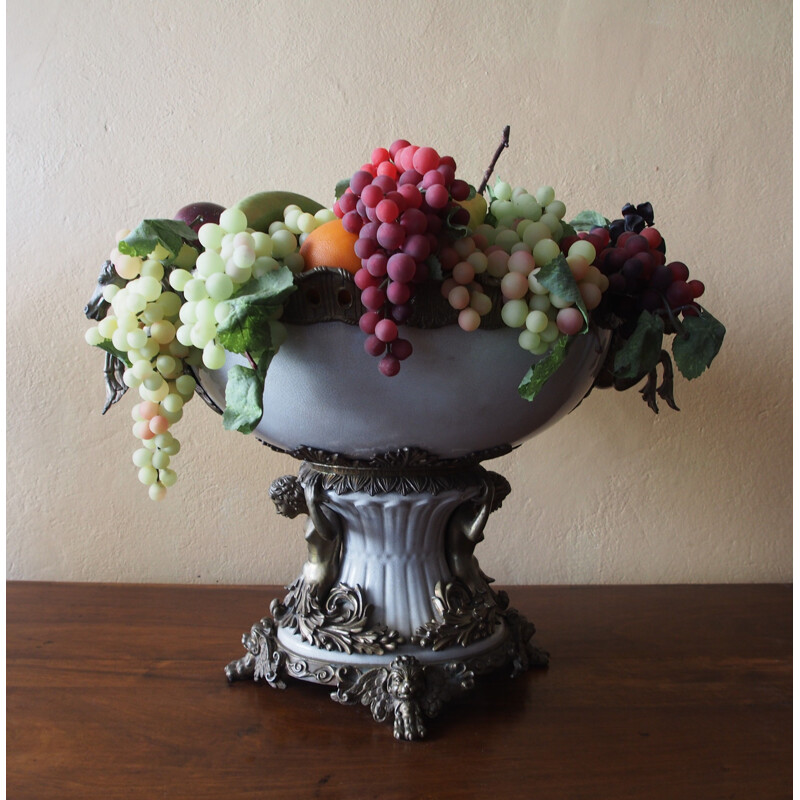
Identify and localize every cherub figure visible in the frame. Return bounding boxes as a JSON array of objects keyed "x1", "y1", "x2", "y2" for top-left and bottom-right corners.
[
  {"x1": 269, "y1": 471, "x2": 342, "y2": 605},
  {"x1": 445, "y1": 471, "x2": 509, "y2": 596}
]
